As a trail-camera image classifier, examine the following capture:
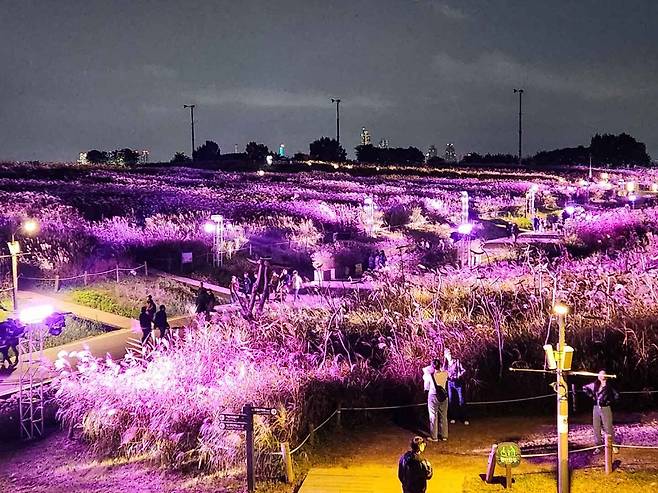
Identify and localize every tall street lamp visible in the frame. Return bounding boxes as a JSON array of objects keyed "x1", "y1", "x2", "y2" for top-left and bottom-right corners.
[
  {"x1": 6, "y1": 219, "x2": 39, "y2": 311},
  {"x1": 513, "y1": 88, "x2": 524, "y2": 166},
  {"x1": 330, "y1": 98, "x2": 341, "y2": 145},
  {"x1": 183, "y1": 104, "x2": 196, "y2": 160}
]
